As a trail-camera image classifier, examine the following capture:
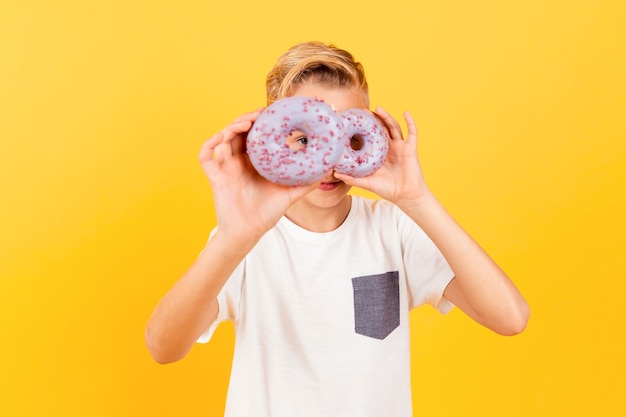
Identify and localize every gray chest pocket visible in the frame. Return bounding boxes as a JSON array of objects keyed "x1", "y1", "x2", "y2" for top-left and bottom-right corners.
[{"x1": 351, "y1": 271, "x2": 400, "y2": 340}]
